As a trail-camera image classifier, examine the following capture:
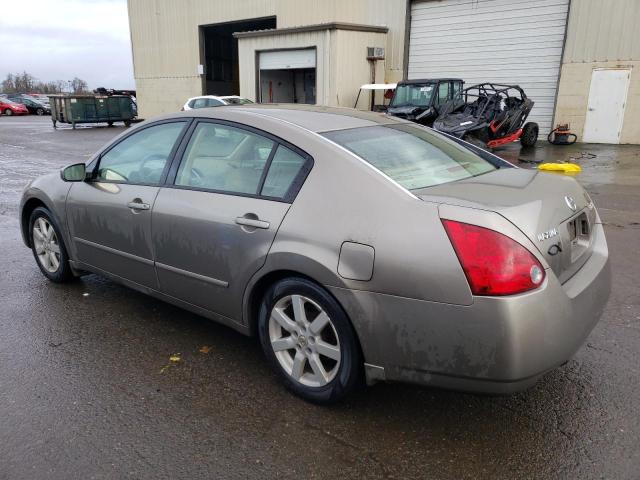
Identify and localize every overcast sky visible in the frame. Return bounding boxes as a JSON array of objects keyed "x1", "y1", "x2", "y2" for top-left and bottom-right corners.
[{"x1": 0, "y1": 0, "x2": 135, "y2": 89}]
